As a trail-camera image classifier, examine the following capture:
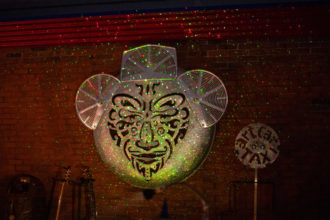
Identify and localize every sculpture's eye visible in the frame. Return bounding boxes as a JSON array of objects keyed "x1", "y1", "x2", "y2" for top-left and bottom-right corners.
[
  {"x1": 157, "y1": 127, "x2": 165, "y2": 135},
  {"x1": 160, "y1": 100, "x2": 175, "y2": 107},
  {"x1": 113, "y1": 94, "x2": 141, "y2": 111},
  {"x1": 129, "y1": 114, "x2": 142, "y2": 121},
  {"x1": 152, "y1": 120, "x2": 158, "y2": 126},
  {"x1": 119, "y1": 109, "x2": 131, "y2": 118},
  {"x1": 131, "y1": 127, "x2": 138, "y2": 136},
  {"x1": 161, "y1": 108, "x2": 178, "y2": 117},
  {"x1": 116, "y1": 121, "x2": 132, "y2": 130},
  {"x1": 119, "y1": 109, "x2": 142, "y2": 121},
  {"x1": 122, "y1": 100, "x2": 136, "y2": 109}
]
